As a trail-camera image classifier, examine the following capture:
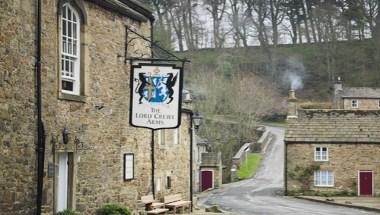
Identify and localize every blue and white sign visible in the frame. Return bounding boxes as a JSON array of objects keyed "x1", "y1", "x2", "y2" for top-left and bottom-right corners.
[{"x1": 130, "y1": 64, "x2": 183, "y2": 129}]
